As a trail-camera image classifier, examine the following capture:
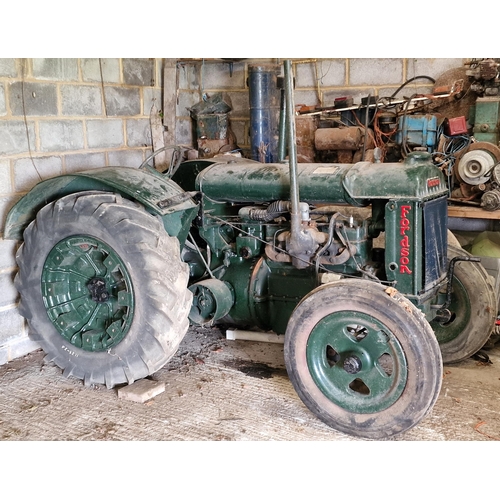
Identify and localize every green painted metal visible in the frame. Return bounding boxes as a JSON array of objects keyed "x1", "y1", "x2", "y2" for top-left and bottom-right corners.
[
  {"x1": 195, "y1": 114, "x2": 230, "y2": 140},
  {"x1": 4, "y1": 167, "x2": 198, "y2": 241},
  {"x1": 196, "y1": 159, "x2": 360, "y2": 205},
  {"x1": 472, "y1": 97, "x2": 500, "y2": 144},
  {"x1": 194, "y1": 152, "x2": 446, "y2": 206},
  {"x1": 306, "y1": 310, "x2": 408, "y2": 413},
  {"x1": 171, "y1": 159, "x2": 216, "y2": 192},
  {"x1": 204, "y1": 253, "x2": 318, "y2": 335},
  {"x1": 211, "y1": 256, "x2": 271, "y2": 331},
  {"x1": 384, "y1": 200, "x2": 422, "y2": 297},
  {"x1": 41, "y1": 235, "x2": 134, "y2": 352},
  {"x1": 266, "y1": 261, "x2": 318, "y2": 334},
  {"x1": 431, "y1": 277, "x2": 471, "y2": 344},
  {"x1": 188, "y1": 279, "x2": 234, "y2": 326},
  {"x1": 343, "y1": 152, "x2": 447, "y2": 201}
]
